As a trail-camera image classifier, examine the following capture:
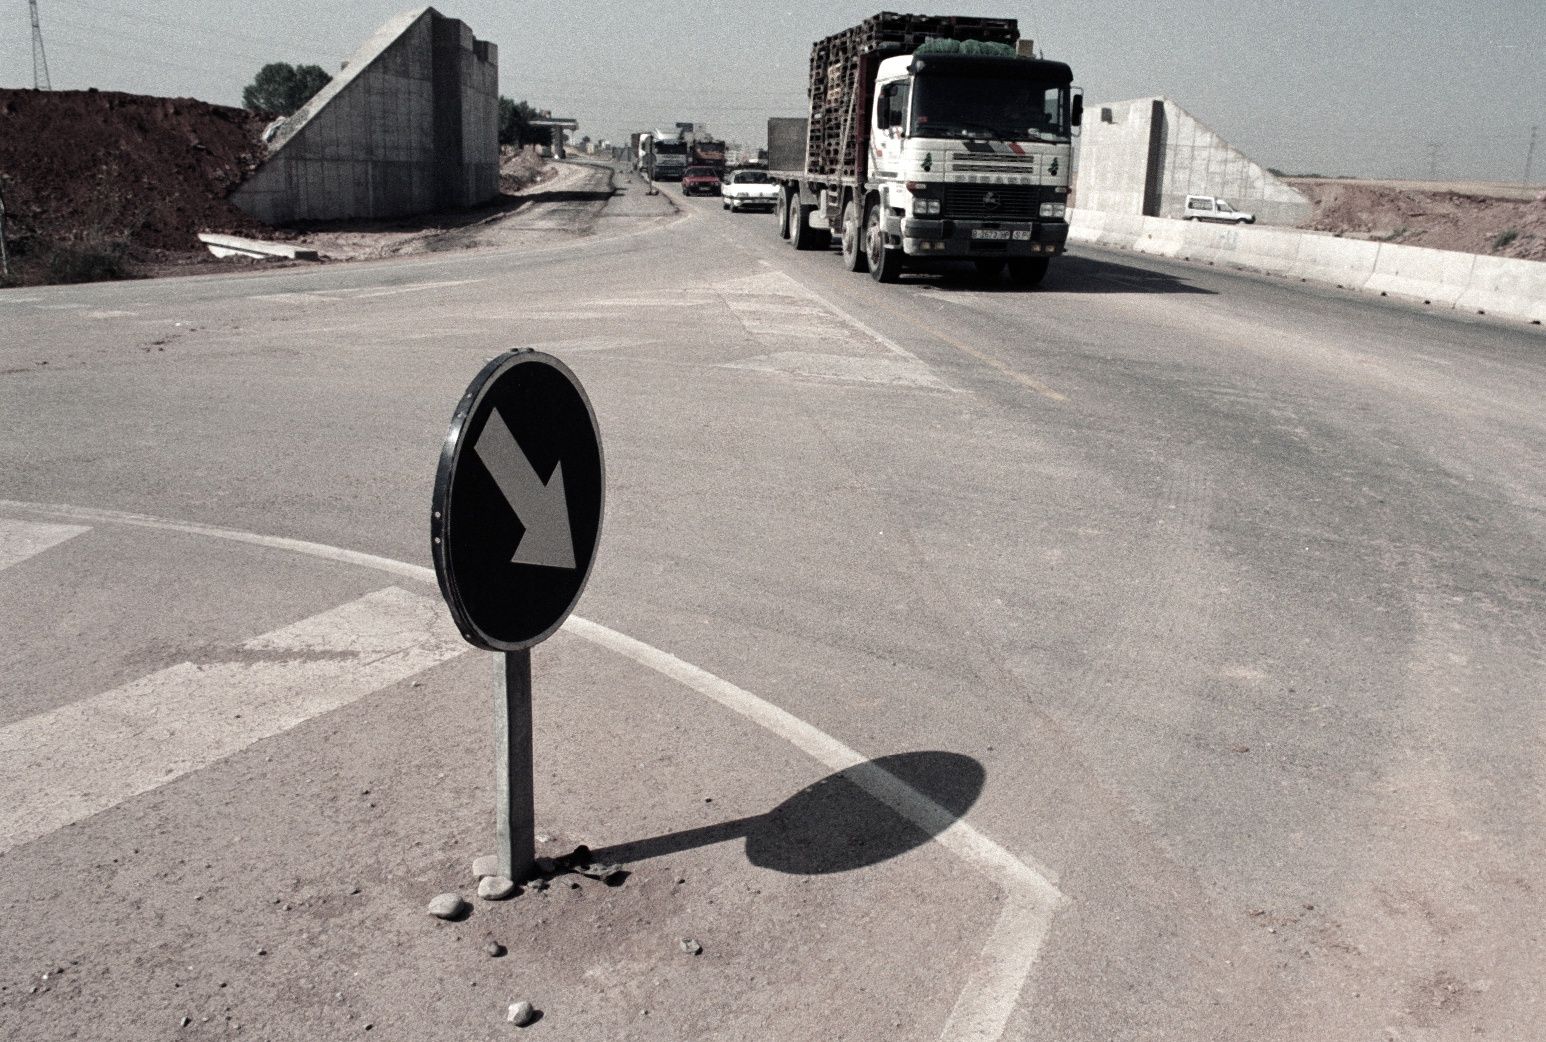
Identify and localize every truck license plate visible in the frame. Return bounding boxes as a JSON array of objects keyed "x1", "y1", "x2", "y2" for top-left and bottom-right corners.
[
  {"x1": 1012, "y1": 230, "x2": 1034, "y2": 240},
  {"x1": 971, "y1": 229, "x2": 1012, "y2": 240}
]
